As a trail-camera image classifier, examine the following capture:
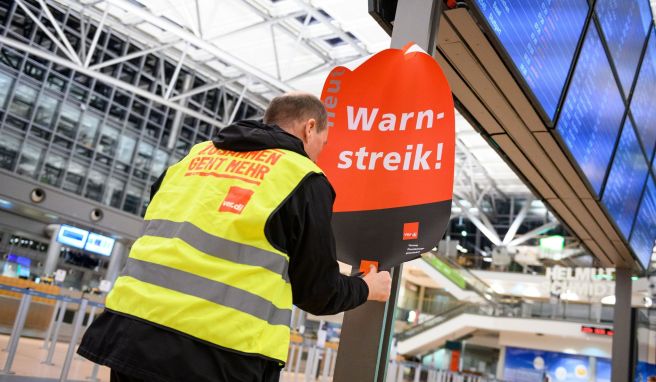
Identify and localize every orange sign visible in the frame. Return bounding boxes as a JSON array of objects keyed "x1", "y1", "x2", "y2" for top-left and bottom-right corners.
[{"x1": 319, "y1": 43, "x2": 455, "y2": 269}]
